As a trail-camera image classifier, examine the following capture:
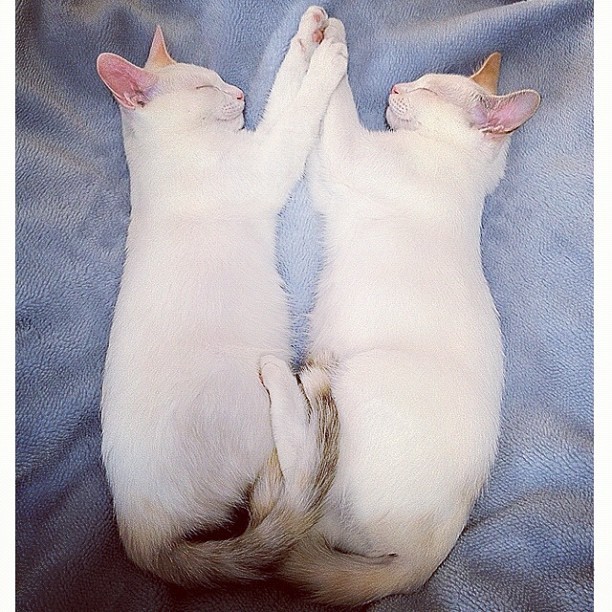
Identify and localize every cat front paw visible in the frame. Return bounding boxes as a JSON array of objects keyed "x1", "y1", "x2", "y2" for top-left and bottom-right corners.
[
  {"x1": 322, "y1": 17, "x2": 346, "y2": 46},
  {"x1": 293, "y1": 6, "x2": 329, "y2": 62},
  {"x1": 308, "y1": 18, "x2": 348, "y2": 87}
]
